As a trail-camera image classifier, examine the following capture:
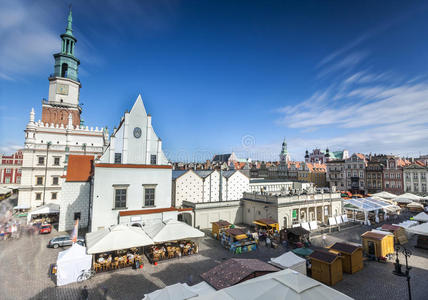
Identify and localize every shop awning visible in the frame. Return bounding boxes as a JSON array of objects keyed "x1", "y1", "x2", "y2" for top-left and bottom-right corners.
[
  {"x1": 145, "y1": 219, "x2": 205, "y2": 243},
  {"x1": 86, "y1": 224, "x2": 153, "y2": 254}
]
